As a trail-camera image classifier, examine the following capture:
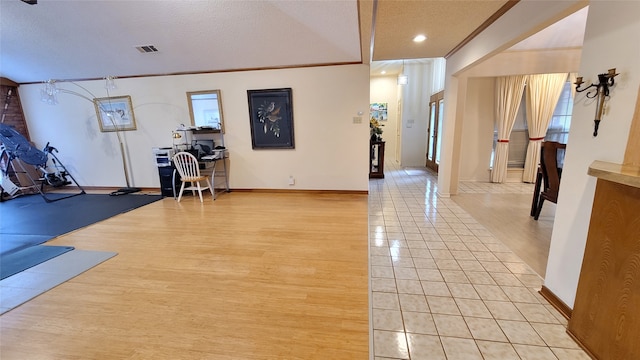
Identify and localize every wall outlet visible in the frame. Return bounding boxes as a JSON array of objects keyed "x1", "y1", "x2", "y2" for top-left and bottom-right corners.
[
  {"x1": 288, "y1": 176, "x2": 295, "y2": 185},
  {"x1": 353, "y1": 116, "x2": 362, "y2": 124}
]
